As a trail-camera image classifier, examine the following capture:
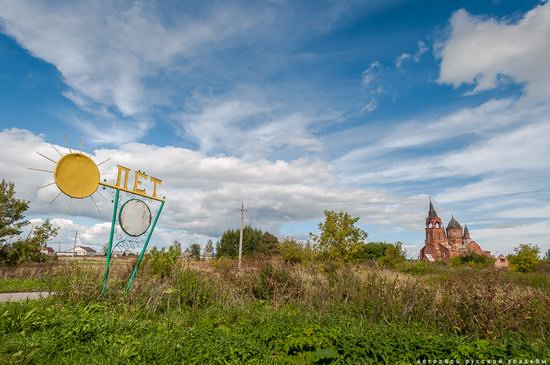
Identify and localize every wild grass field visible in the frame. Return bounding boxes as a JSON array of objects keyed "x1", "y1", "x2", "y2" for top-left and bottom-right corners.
[{"x1": 0, "y1": 258, "x2": 549, "y2": 364}]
